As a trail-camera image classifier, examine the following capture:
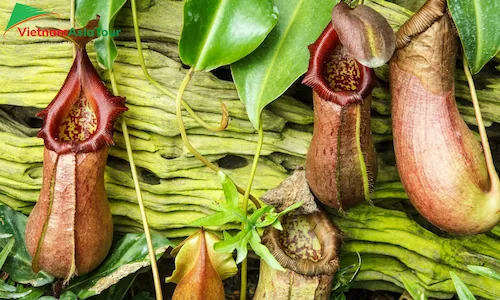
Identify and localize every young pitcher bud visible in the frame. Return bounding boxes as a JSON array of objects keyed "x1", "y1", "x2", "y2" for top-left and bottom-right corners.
[
  {"x1": 166, "y1": 229, "x2": 237, "y2": 300},
  {"x1": 25, "y1": 18, "x2": 127, "y2": 281}
]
